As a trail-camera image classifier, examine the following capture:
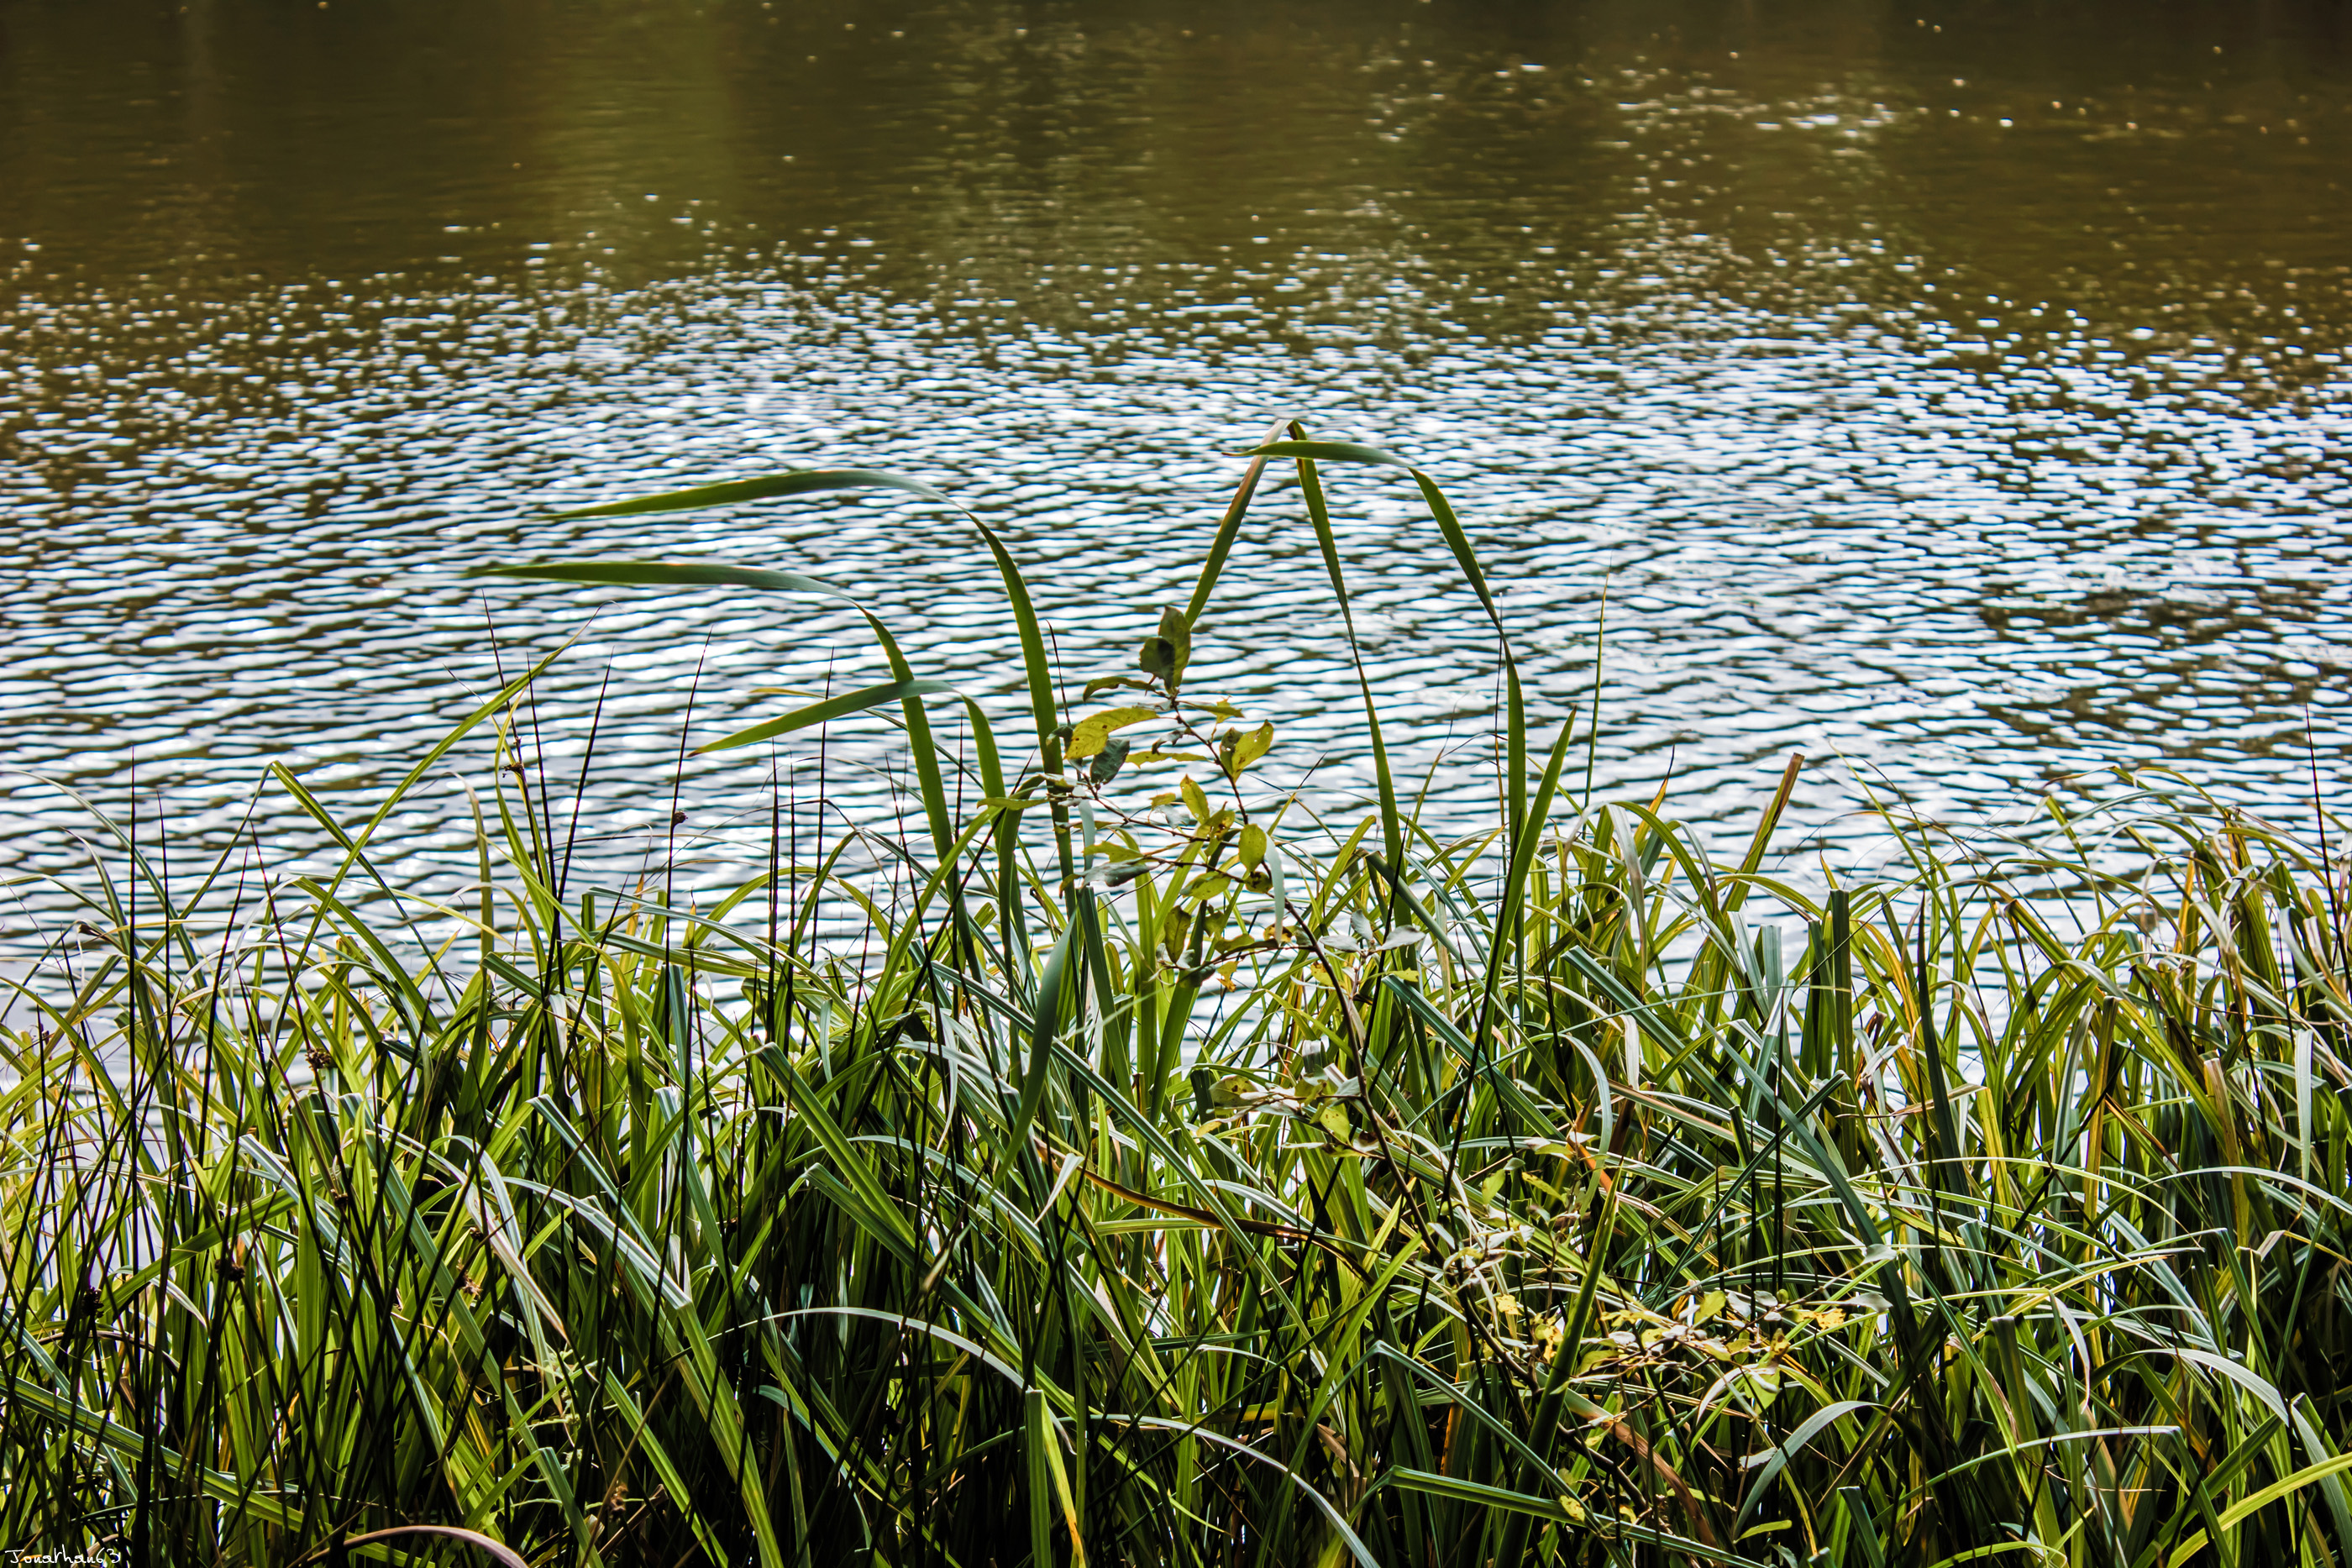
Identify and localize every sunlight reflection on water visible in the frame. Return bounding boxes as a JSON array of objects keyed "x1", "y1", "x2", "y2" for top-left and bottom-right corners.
[{"x1": 1, "y1": 0, "x2": 2347, "y2": 949}]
